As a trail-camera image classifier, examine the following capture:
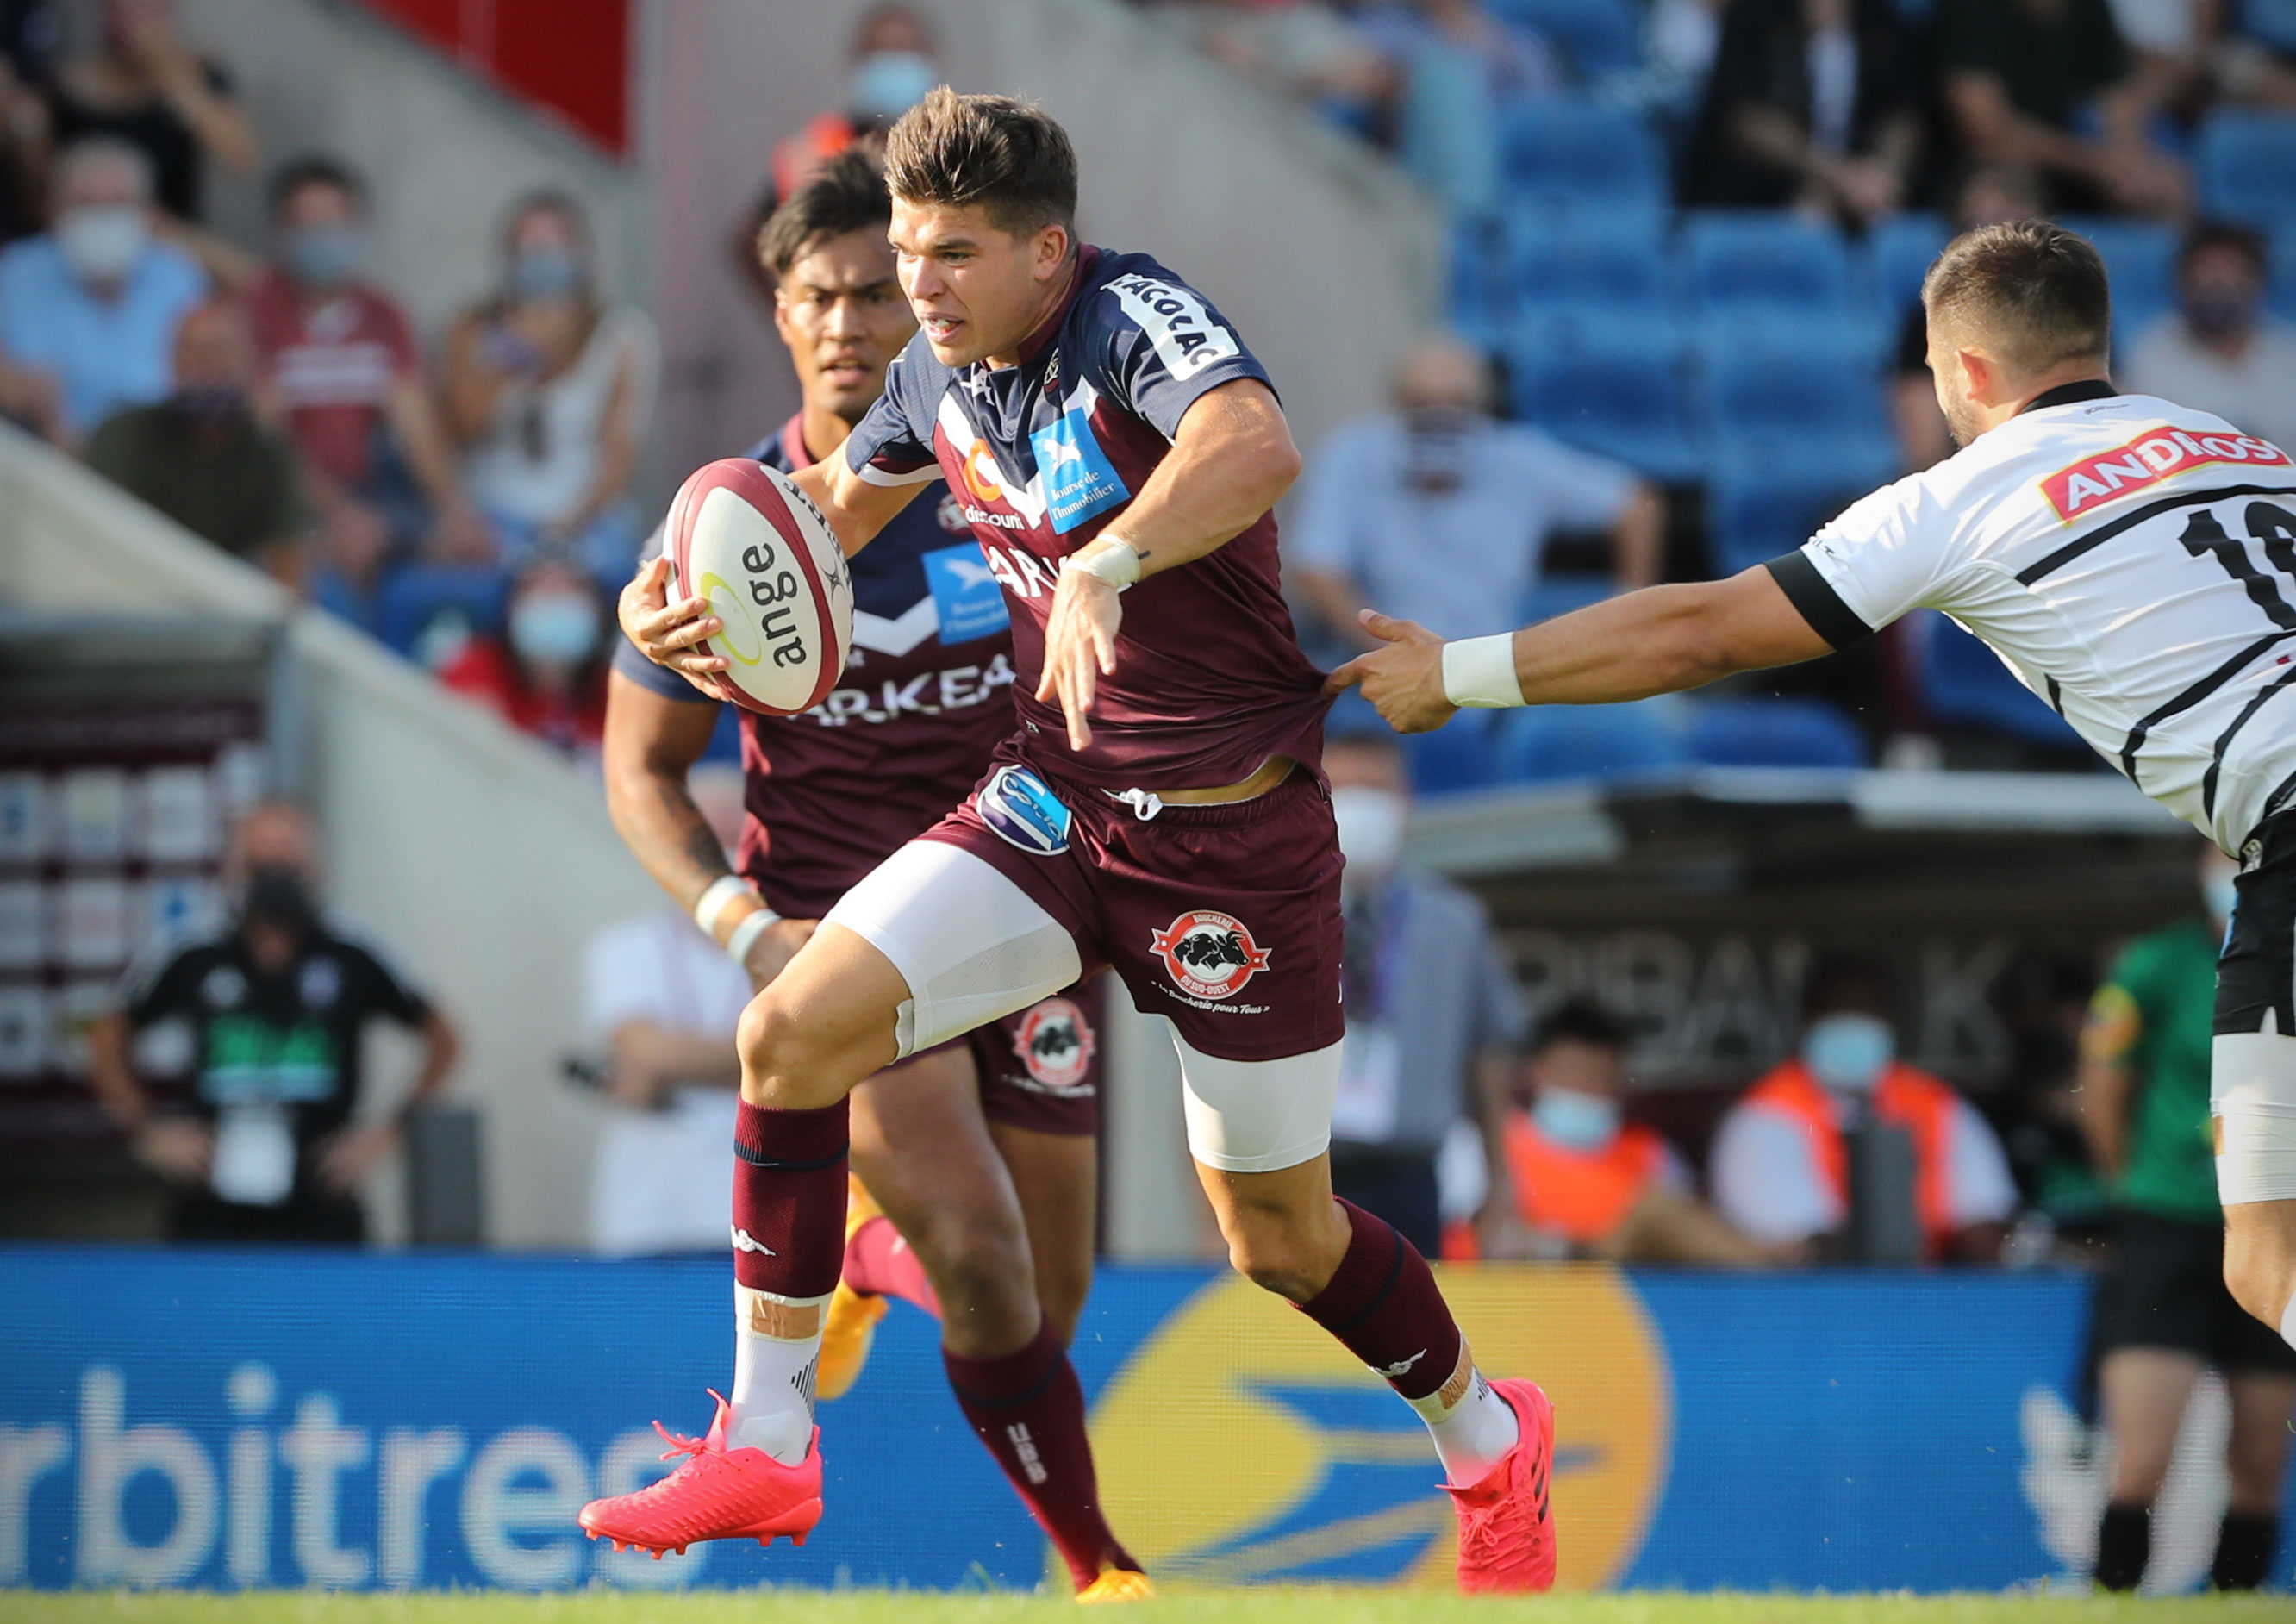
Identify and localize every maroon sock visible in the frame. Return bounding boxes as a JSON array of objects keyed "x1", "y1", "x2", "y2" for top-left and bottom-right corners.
[
  {"x1": 730, "y1": 1099, "x2": 850, "y2": 1298},
  {"x1": 1299, "y1": 1197, "x2": 1466, "y2": 1403},
  {"x1": 943, "y1": 1320, "x2": 1139, "y2": 1590},
  {"x1": 844, "y1": 1215, "x2": 941, "y2": 1317}
]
